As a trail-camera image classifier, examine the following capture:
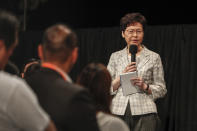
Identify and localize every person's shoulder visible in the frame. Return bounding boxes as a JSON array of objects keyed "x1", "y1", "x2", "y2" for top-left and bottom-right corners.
[
  {"x1": 64, "y1": 82, "x2": 86, "y2": 93},
  {"x1": 67, "y1": 83, "x2": 92, "y2": 99},
  {"x1": 0, "y1": 71, "x2": 20, "y2": 103},
  {"x1": 65, "y1": 83, "x2": 95, "y2": 107},
  {"x1": 54, "y1": 80, "x2": 90, "y2": 99},
  {"x1": 0, "y1": 71, "x2": 18, "y2": 80},
  {"x1": 110, "y1": 47, "x2": 126, "y2": 58},
  {"x1": 0, "y1": 71, "x2": 26, "y2": 89},
  {"x1": 97, "y1": 112, "x2": 129, "y2": 131},
  {"x1": 144, "y1": 46, "x2": 160, "y2": 57},
  {"x1": 112, "y1": 47, "x2": 126, "y2": 55},
  {"x1": 0, "y1": 71, "x2": 37, "y2": 105}
]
